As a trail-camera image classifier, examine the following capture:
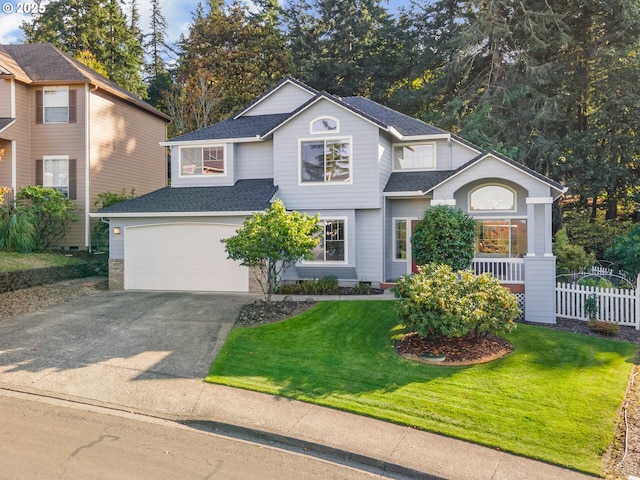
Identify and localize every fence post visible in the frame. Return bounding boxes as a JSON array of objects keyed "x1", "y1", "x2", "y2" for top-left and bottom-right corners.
[{"x1": 636, "y1": 275, "x2": 640, "y2": 330}]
